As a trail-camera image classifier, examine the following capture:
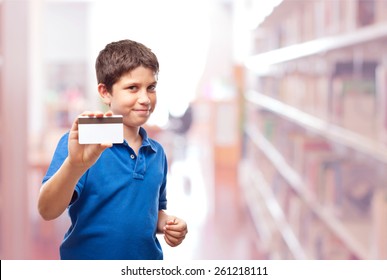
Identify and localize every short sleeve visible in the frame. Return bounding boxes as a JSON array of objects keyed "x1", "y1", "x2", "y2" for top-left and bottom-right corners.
[
  {"x1": 42, "y1": 132, "x2": 70, "y2": 184},
  {"x1": 158, "y1": 153, "x2": 168, "y2": 210}
]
